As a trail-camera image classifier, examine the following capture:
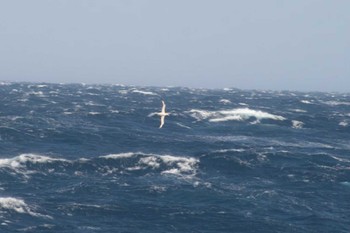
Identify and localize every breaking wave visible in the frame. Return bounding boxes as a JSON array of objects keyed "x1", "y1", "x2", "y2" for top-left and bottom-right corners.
[
  {"x1": 0, "y1": 197, "x2": 51, "y2": 219},
  {"x1": 188, "y1": 108, "x2": 286, "y2": 122},
  {"x1": 131, "y1": 89, "x2": 158, "y2": 96},
  {"x1": 0, "y1": 153, "x2": 199, "y2": 179}
]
